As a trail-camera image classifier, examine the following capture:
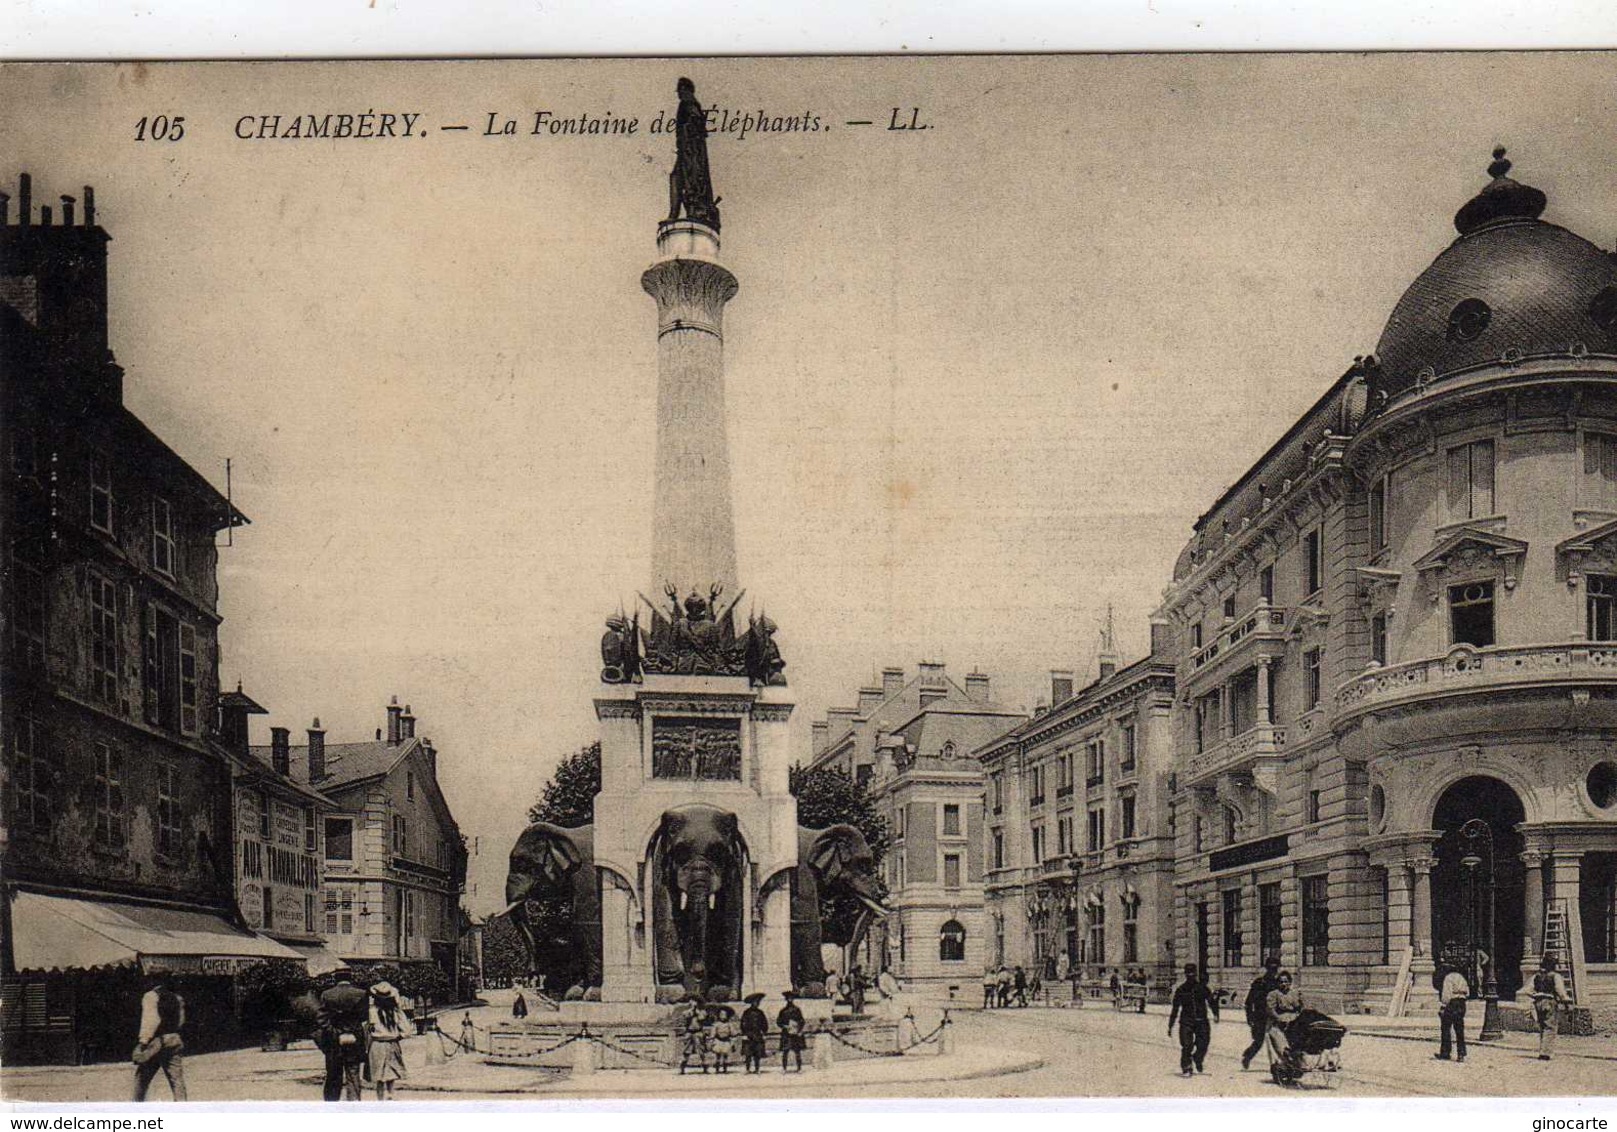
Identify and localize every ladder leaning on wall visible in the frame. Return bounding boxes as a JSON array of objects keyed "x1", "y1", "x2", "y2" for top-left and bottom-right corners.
[{"x1": 1541, "y1": 898, "x2": 1586, "y2": 1004}]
